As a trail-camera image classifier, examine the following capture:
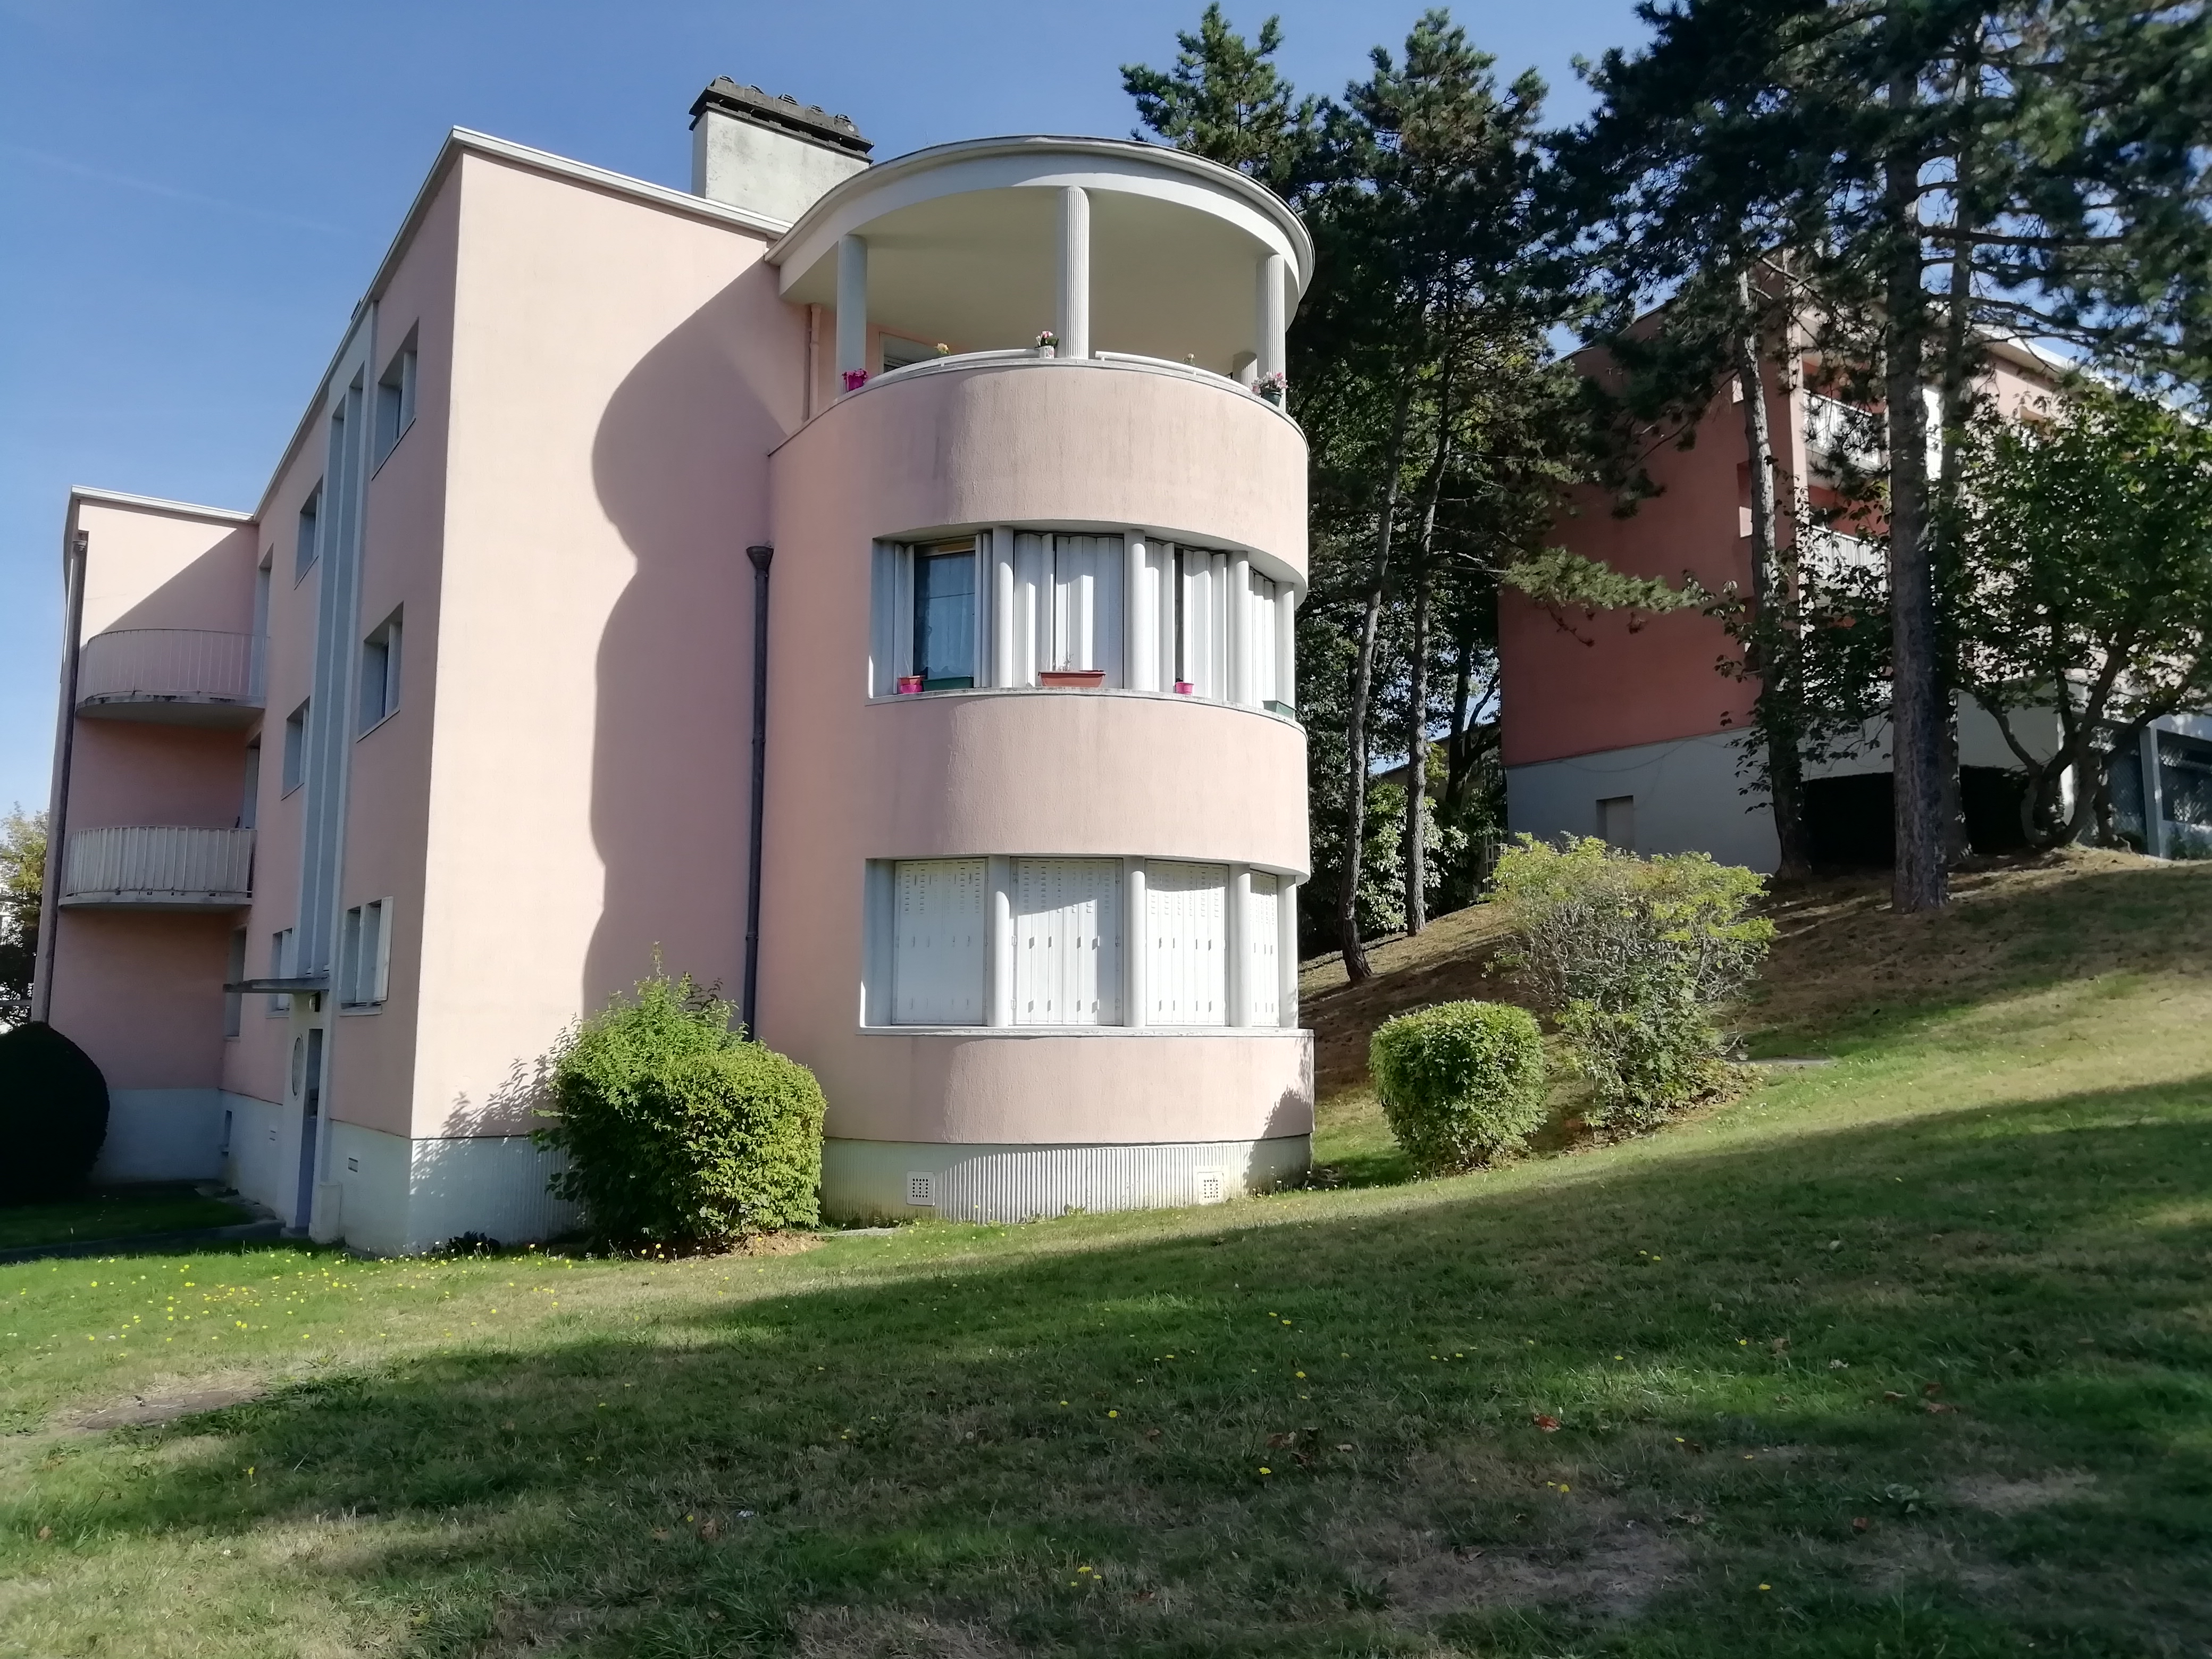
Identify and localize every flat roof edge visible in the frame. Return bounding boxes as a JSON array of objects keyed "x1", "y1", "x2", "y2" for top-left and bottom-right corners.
[{"x1": 70, "y1": 485, "x2": 255, "y2": 525}]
